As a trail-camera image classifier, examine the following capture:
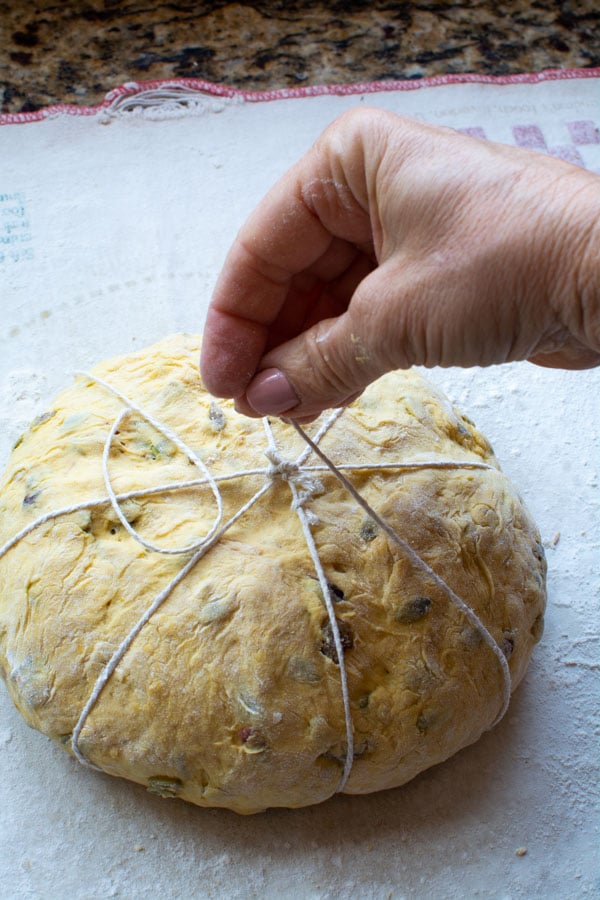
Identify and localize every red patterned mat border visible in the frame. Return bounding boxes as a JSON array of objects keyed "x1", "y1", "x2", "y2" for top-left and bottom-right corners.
[{"x1": 1, "y1": 67, "x2": 599, "y2": 127}]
